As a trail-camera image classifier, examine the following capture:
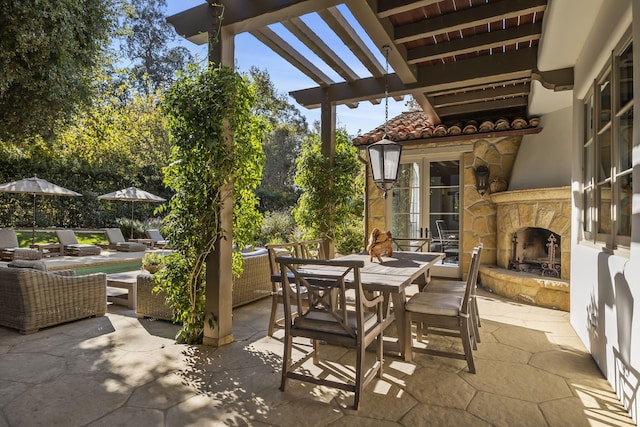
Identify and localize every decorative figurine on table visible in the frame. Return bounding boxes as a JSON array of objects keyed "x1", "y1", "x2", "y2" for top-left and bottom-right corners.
[{"x1": 367, "y1": 228, "x2": 393, "y2": 263}]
